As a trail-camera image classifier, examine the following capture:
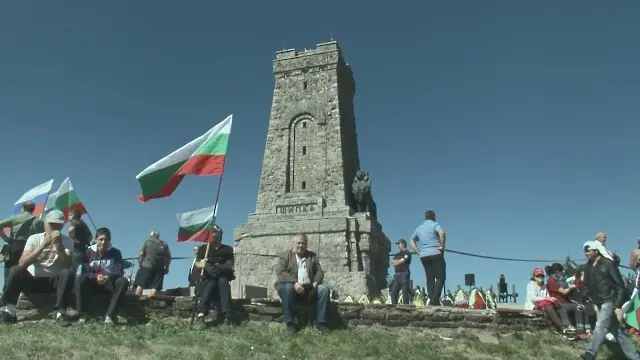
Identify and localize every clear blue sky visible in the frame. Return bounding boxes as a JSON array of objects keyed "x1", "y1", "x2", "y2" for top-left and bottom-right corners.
[{"x1": 1, "y1": 1, "x2": 639, "y2": 298}]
